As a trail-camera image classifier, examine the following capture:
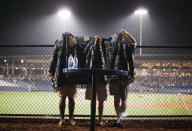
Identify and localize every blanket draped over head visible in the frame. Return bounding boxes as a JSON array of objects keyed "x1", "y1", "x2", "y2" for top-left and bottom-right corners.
[{"x1": 49, "y1": 29, "x2": 136, "y2": 88}]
